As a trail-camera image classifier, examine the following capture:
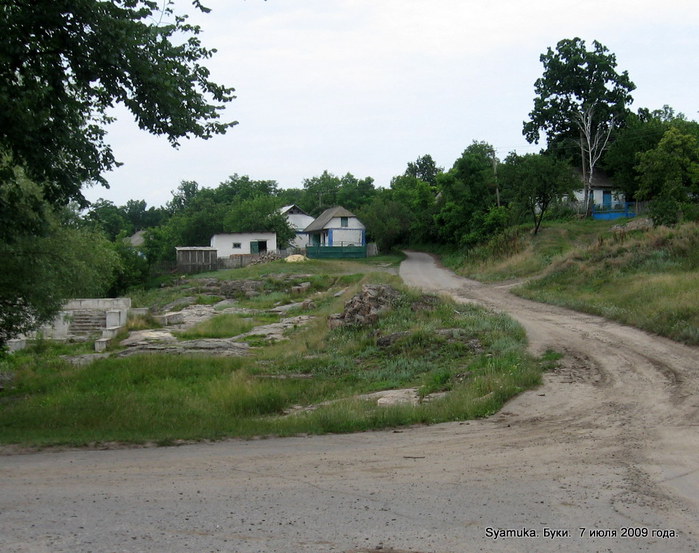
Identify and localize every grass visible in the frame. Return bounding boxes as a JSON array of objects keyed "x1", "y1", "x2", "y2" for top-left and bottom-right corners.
[
  {"x1": 176, "y1": 312, "x2": 280, "y2": 340},
  {"x1": 438, "y1": 219, "x2": 620, "y2": 282},
  {"x1": 198, "y1": 254, "x2": 404, "y2": 281},
  {"x1": 514, "y1": 222, "x2": 699, "y2": 344},
  {"x1": 0, "y1": 260, "x2": 548, "y2": 447}
]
